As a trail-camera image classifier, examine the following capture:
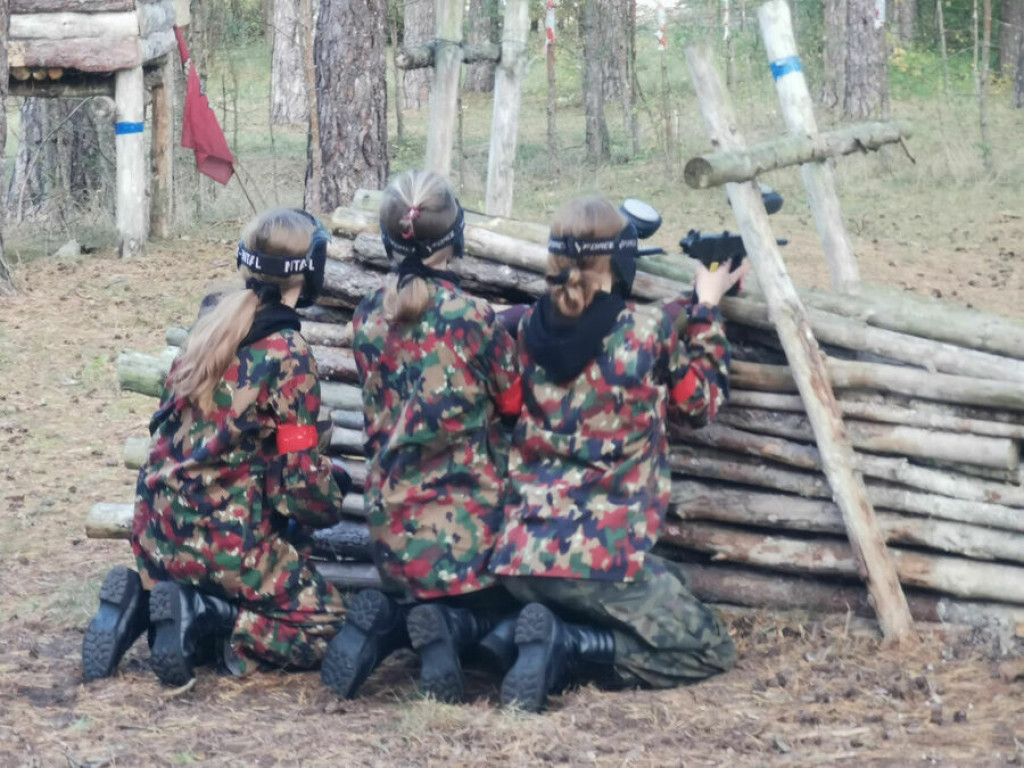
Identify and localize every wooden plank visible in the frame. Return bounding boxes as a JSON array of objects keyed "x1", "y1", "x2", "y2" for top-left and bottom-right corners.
[
  {"x1": 149, "y1": 56, "x2": 174, "y2": 239},
  {"x1": 10, "y1": 10, "x2": 138, "y2": 39},
  {"x1": 684, "y1": 43, "x2": 915, "y2": 642},
  {"x1": 424, "y1": 0, "x2": 463, "y2": 177},
  {"x1": 9, "y1": 36, "x2": 140, "y2": 71},
  {"x1": 11, "y1": 0, "x2": 134, "y2": 11},
  {"x1": 116, "y1": 65, "x2": 147, "y2": 257}
]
